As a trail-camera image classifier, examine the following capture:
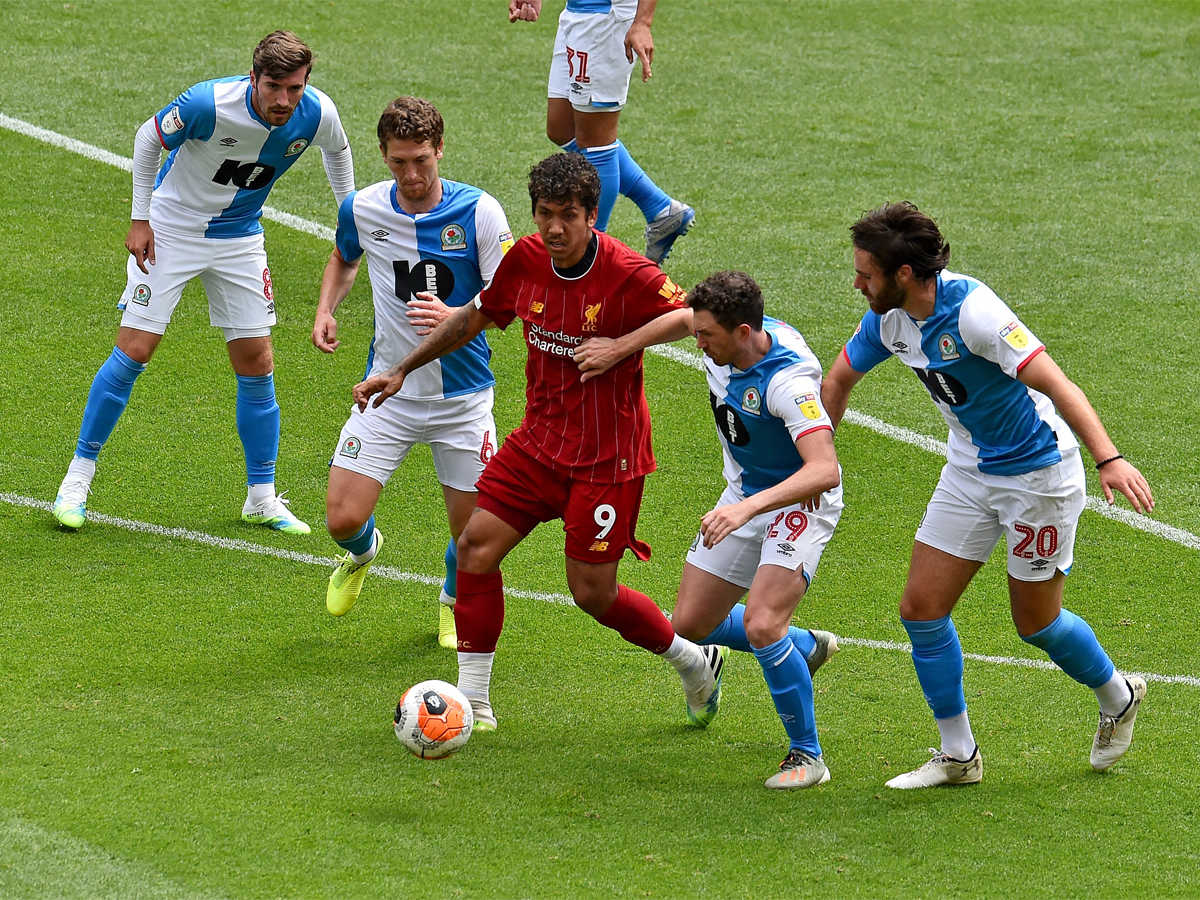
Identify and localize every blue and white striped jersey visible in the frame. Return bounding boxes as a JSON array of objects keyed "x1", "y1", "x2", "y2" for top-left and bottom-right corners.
[
  {"x1": 336, "y1": 179, "x2": 513, "y2": 401},
  {"x1": 704, "y1": 317, "x2": 834, "y2": 498},
  {"x1": 843, "y1": 270, "x2": 1076, "y2": 475},
  {"x1": 150, "y1": 77, "x2": 348, "y2": 238}
]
